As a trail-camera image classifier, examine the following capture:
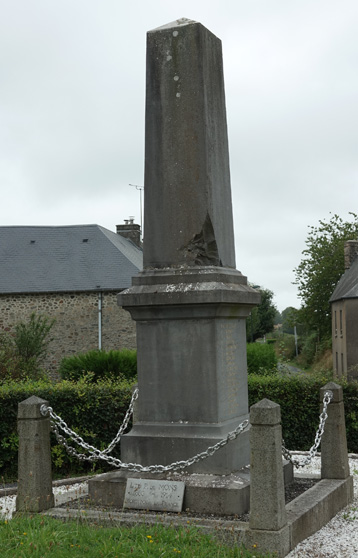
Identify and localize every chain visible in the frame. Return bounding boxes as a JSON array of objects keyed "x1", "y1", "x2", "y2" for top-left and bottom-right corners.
[
  {"x1": 41, "y1": 388, "x2": 333, "y2": 473},
  {"x1": 40, "y1": 387, "x2": 139, "y2": 458},
  {"x1": 282, "y1": 390, "x2": 333, "y2": 468},
  {"x1": 41, "y1": 393, "x2": 249, "y2": 473}
]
